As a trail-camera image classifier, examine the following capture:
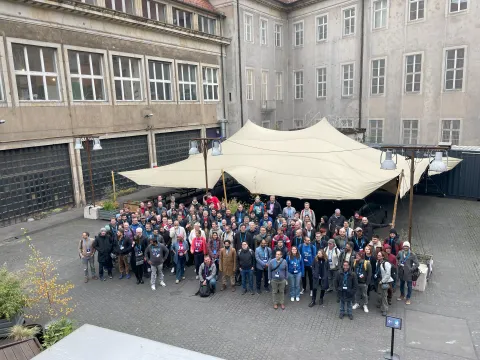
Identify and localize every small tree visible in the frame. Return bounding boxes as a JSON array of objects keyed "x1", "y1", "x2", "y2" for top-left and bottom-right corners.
[{"x1": 22, "y1": 231, "x2": 75, "y2": 320}]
